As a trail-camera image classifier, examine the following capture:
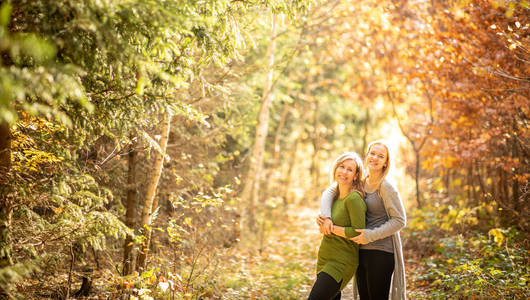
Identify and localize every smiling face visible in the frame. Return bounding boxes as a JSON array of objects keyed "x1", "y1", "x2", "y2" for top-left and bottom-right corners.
[
  {"x1": 334, "y1": 159, "x2": 358, "y2": 186},
  {"x1": 366, "y1": 143, "x2": 389, "y2": 172}
]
